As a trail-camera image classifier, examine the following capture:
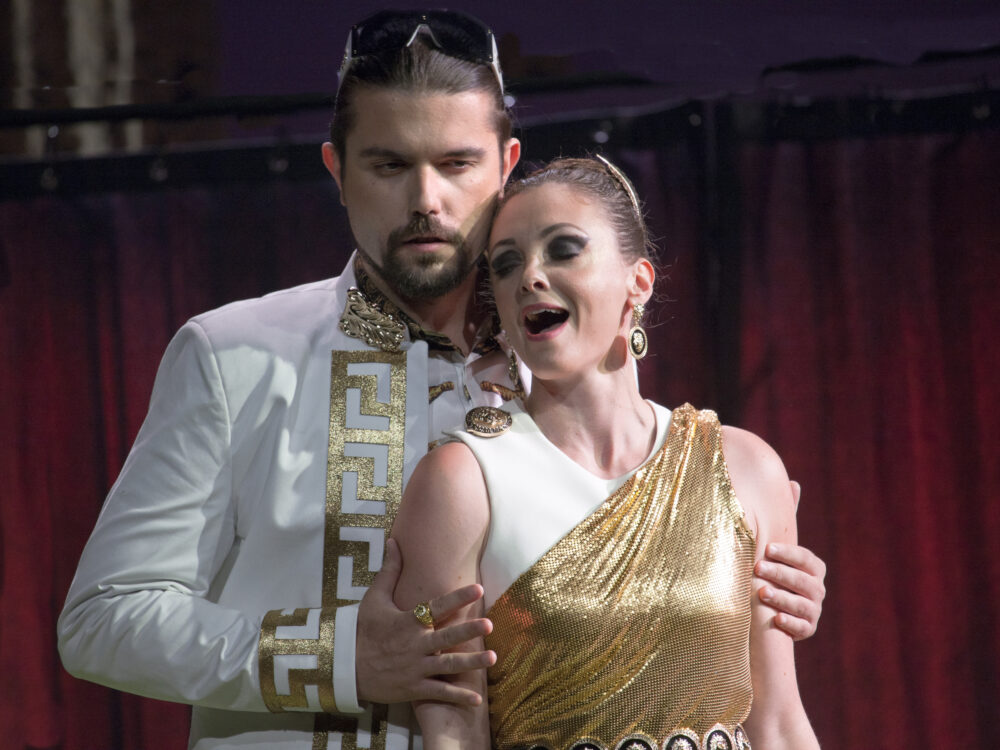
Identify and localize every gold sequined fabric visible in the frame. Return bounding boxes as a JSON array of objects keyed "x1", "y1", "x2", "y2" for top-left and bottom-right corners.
[{"x1": 485, "y1": 405, "x2": 756, "y2": 750}]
